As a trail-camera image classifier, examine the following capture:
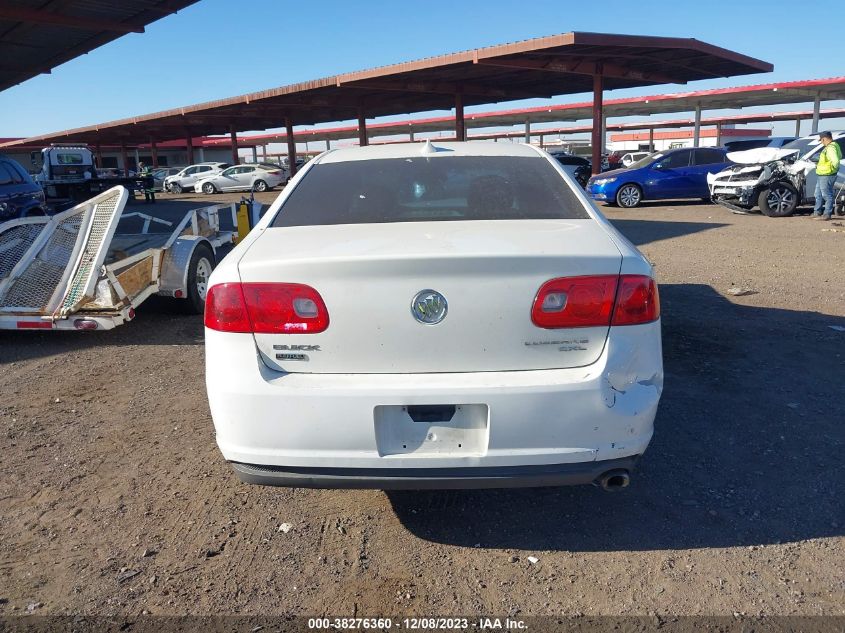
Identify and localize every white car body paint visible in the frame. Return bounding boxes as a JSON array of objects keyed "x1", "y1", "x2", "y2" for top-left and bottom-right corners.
[
  {"x1": 204, "y1": 142, "x2": 663, "y2": 488},
  {"x1": 241, "y1": 220, "x2": 624, "y2": 374},
  {"x1": 725, "y1": 147, "x2": 802, "y2": 165},
  {"x1": 164, "y1": 163, "x2": 228, "y2": 191},
  {"x1": 195, "y1": 164, "x2": 285, "y2": 193},
  {"x1": 621, "y1": 152, "x2": 649, "y2": 167}
]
